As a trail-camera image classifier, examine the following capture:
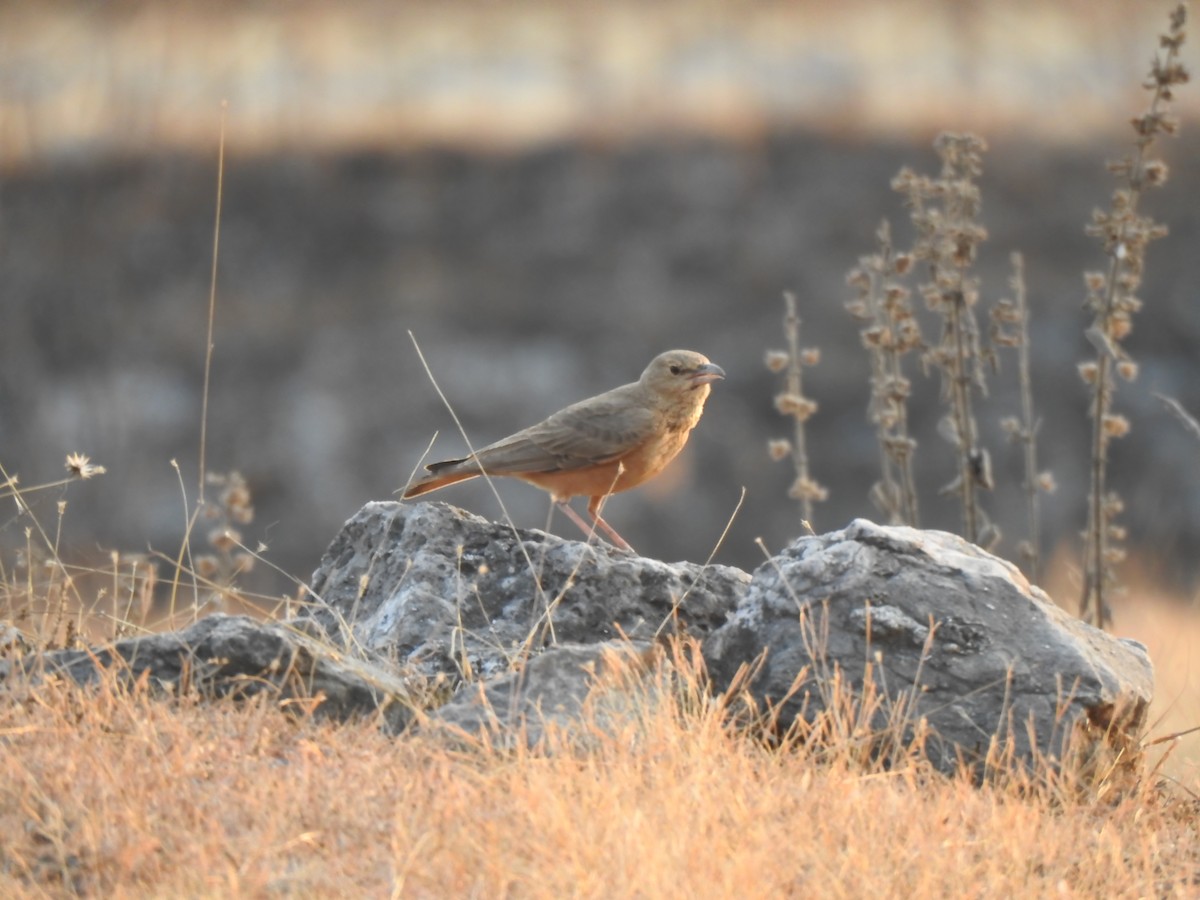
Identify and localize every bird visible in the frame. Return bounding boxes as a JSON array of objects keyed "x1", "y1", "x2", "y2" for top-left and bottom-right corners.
[{"x1": 402, "y1": 349, "x2": 725, "y2": 551}]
